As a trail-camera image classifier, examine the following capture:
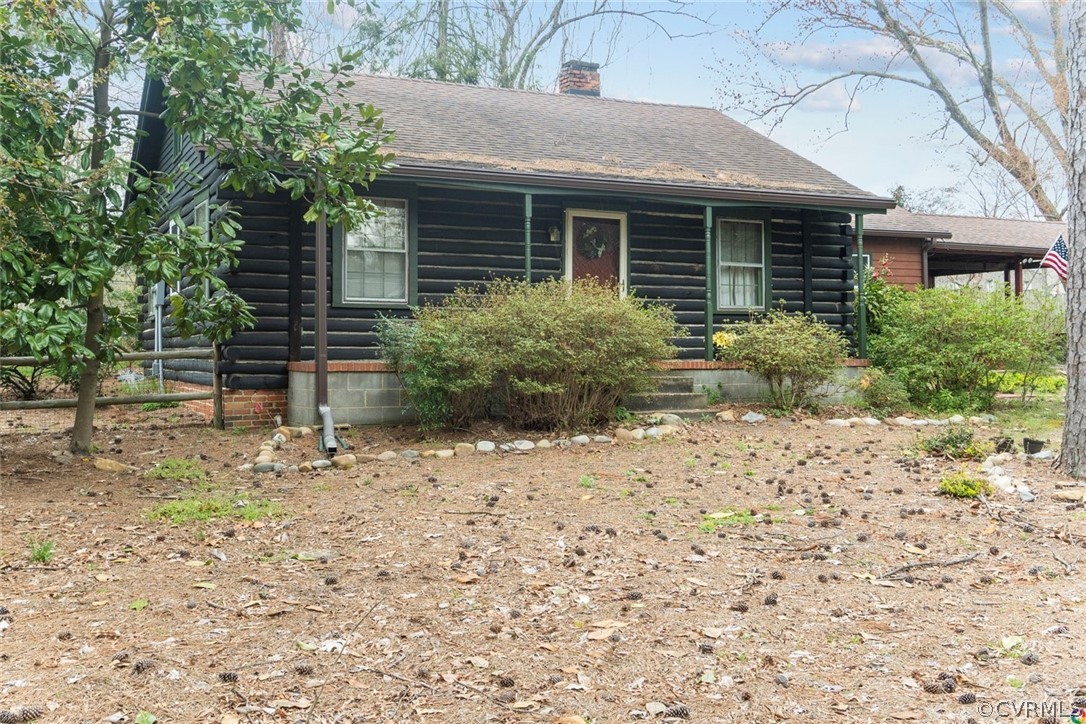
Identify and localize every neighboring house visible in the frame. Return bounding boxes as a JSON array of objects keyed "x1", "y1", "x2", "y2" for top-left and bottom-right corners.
[
  {"x1": 861, "y1": 208, "x2": 1064, "y2": 293},
  {"x1": 132, "y1": 61, "x2": 893, "y2": 427}
]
